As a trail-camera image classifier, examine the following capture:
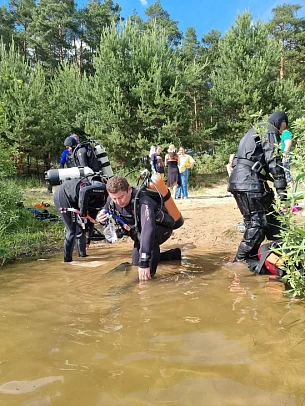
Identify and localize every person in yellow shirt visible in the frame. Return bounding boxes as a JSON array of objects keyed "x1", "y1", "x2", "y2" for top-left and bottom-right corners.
[{"x1": 176, "y1": 147, "x2": 195, "y2": 199}]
